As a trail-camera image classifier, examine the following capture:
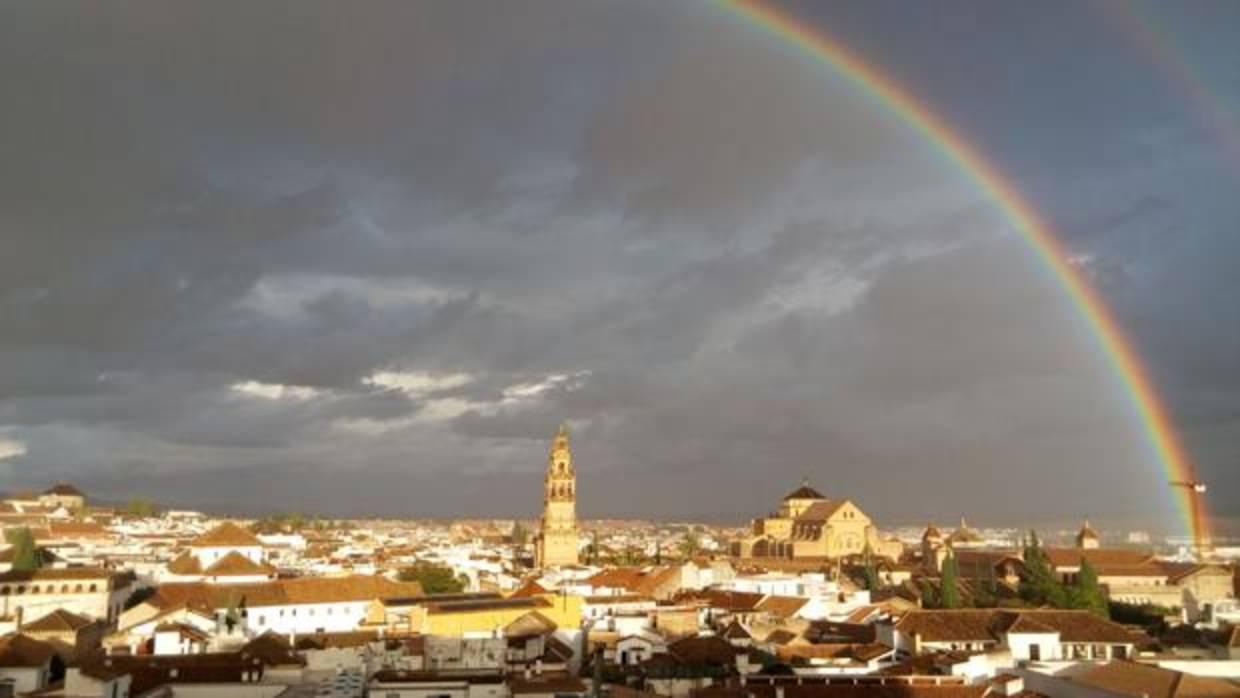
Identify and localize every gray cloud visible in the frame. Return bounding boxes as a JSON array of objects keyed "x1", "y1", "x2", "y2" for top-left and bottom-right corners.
[{"x1": 1, "y1": 1, "x2": 1236, "y2": 530}]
